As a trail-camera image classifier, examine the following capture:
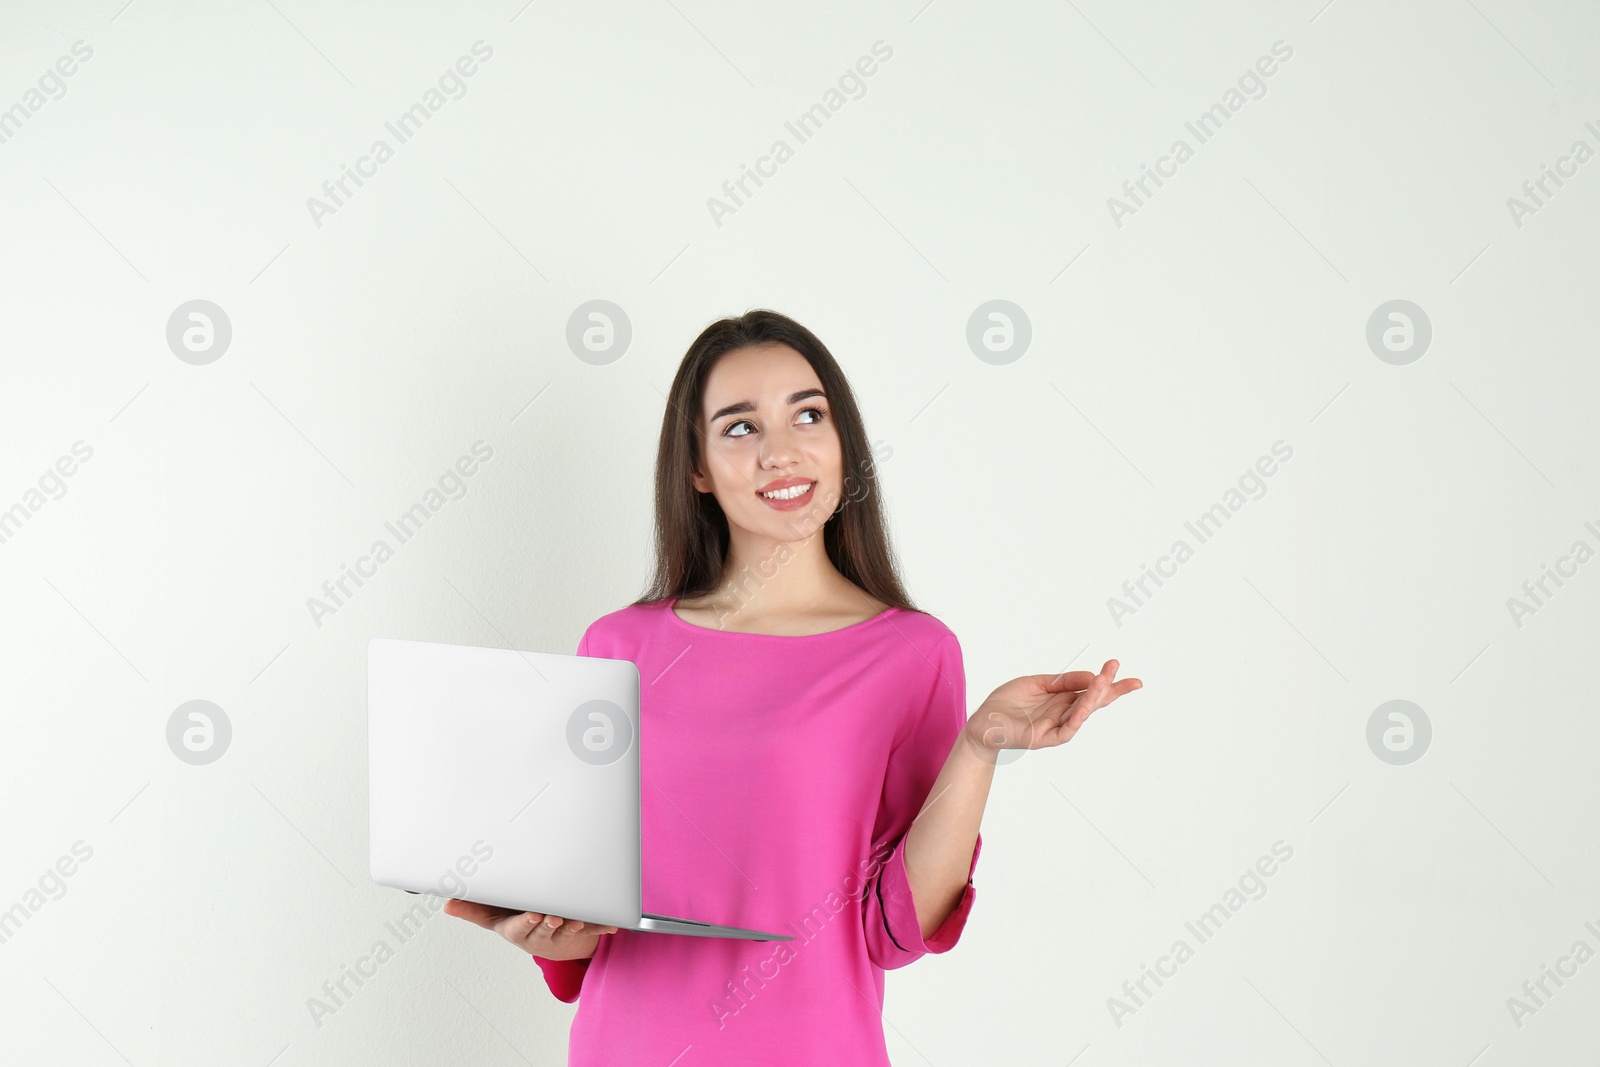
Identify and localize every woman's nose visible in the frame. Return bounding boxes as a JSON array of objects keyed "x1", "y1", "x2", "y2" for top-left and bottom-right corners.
[{"x1": 759, "y1": 426, "x2": 800, "y2": 467}]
